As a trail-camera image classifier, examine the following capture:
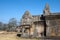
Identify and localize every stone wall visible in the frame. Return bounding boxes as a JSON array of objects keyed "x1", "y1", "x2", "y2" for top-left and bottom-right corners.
[{"x1": 46, "y1": 19, "x2": 60, "y2": 36}]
